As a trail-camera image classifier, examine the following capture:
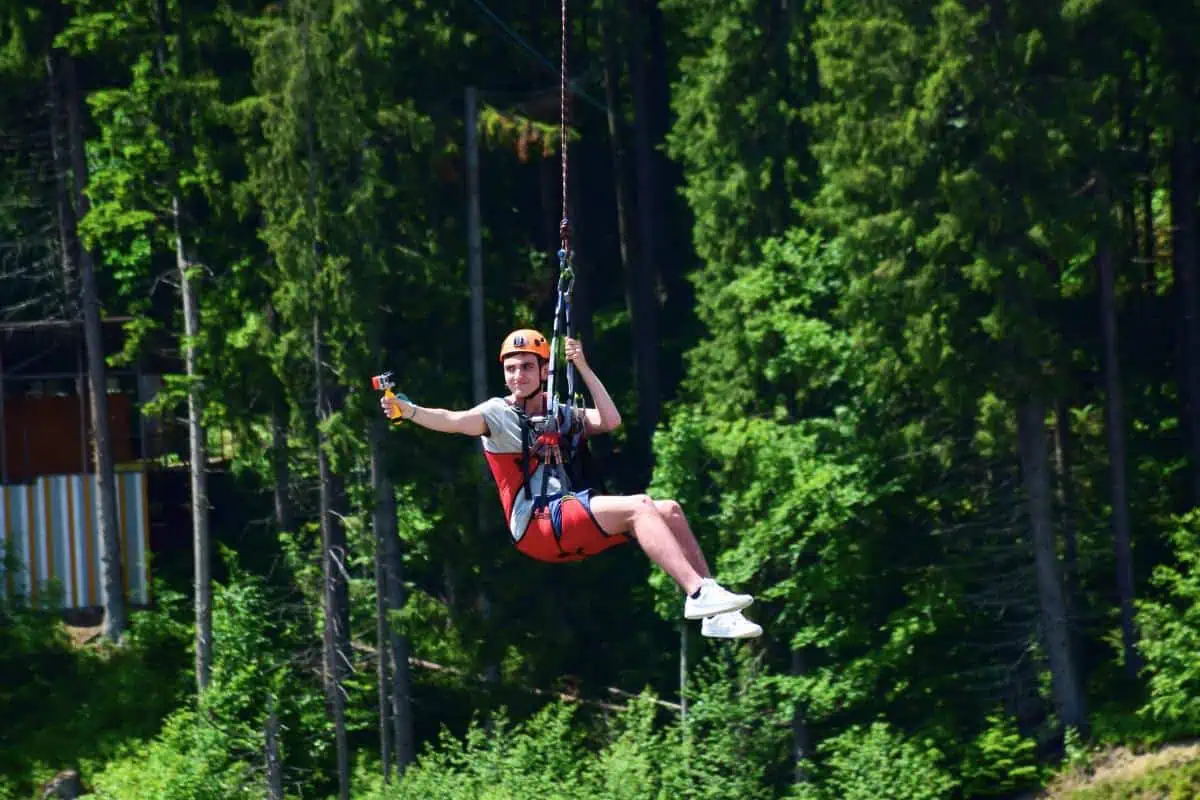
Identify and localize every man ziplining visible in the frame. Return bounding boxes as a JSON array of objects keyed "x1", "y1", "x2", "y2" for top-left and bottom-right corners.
[
  {"x1": 375, "y1": 0, "x2": 758, "y2": 639},
  {"x1": 376, "y1": 328, "x2": 762, "y2": 639}
]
